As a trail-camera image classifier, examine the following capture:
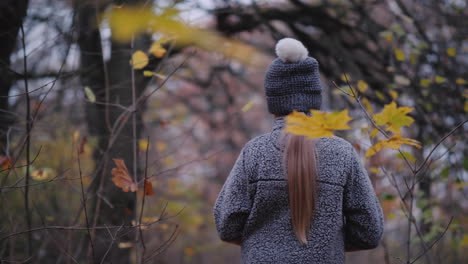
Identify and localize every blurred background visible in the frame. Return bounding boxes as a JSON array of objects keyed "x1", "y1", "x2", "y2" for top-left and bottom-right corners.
[{"x1": 0, "y1": 0, "x2": 467, "y2": 263}]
